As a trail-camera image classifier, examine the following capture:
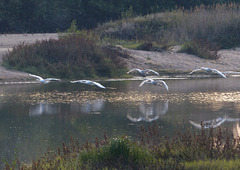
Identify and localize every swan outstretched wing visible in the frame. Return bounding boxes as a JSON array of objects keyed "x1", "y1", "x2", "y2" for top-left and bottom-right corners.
[
  {"x1": 45, "y1": 78, "x2": 61, "y2": 82},
  {"x1": 127, "y1": 114, "x2": 142, "y2": 122},
  {"x1": 70, "y1": 80, "x2": 81, "y2": 83},
  {"x1": 222, "y1": 71, "x2": 240, "y2": 75},
  {"x1": 211, "y1": 69, "x2": 227, "y2": 78},
  {"x1": 29, "y1": 74, "x2": 43, "y2": 80},
  {"x1": 145, "y1": 69, "x2": 159, "y2": 76},
  {"x1": 189, "y1": 68, "x2": 202, "y2": 74},
  {"x1": 70, "y1": 80, "x2": 87, "y2": 84},
  {"x1": 127, "y1": 68, "x2": 141, "y2": 74},
  {"x1": 139, "y1": 78, "x2": 153, "y2": 87},
  {"x1": 189, "y1": 121, "x2": 202, "y2": 129},
  {"x1": 92, "y1": 81, "x2": 106, "y2": 89},
  {"x1": 156, "y1": 80, "x2": 169, "y2": 91},
  {"x1": 211, "y1": 118, "x2": 226, "y2": 128}
]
